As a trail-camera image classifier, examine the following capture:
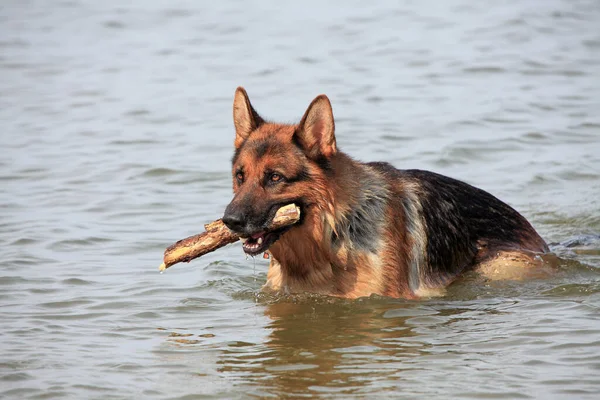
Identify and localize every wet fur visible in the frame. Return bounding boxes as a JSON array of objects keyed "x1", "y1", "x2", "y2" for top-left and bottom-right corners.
[{"x1": 223, "y1": 87, "x2": 549, "y2": 299}]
